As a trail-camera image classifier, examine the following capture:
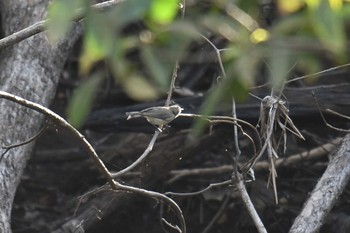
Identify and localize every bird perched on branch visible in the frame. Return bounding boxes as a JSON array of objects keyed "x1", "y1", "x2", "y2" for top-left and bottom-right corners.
[{"x1": 126, "y1": 104, "x2": 183, "y2": 131}]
